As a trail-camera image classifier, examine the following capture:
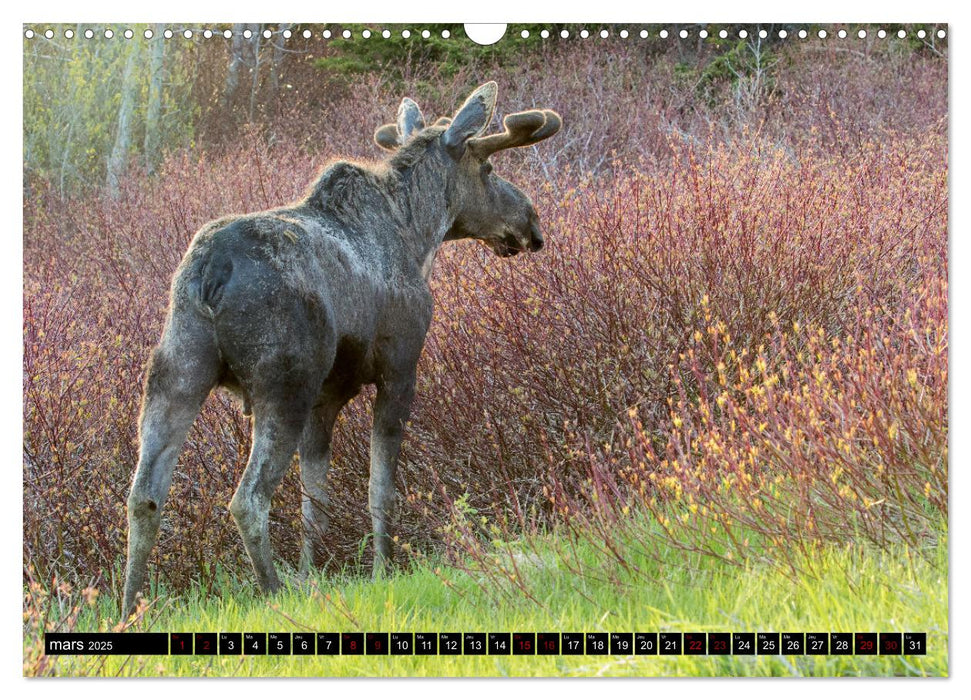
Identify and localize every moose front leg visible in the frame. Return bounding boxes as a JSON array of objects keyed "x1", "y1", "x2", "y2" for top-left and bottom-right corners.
[{"x1": 369, "y1": 375, "x2": 416, "y2": 576}]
